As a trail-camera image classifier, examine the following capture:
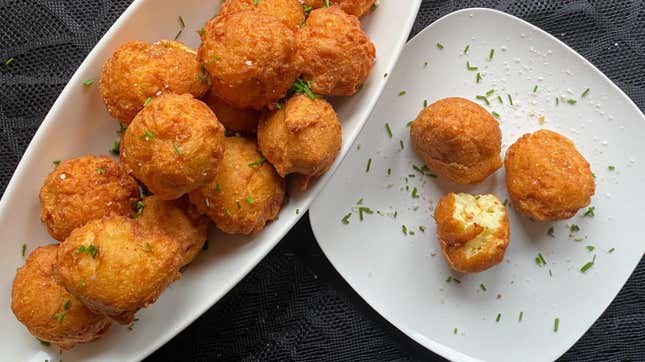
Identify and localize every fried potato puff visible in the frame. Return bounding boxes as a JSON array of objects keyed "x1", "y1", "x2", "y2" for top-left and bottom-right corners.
[
  {"x1": 12, "y1": 245, "x2": 111, "y2": 349},
  {"x1": 203, "y1": 90, "x2": 261, "y2": 133},
  {"x1": 296, "y1": 6, "x2": 376, "y2": 96},
  {"x1": 55, "y1": 215, "x2": 182, "y2": 324},
  {"x1": 257, "y1": 95, "x2": 342, "y2": 179},
  {"x1": 410, "y1": 97, "x2": 502, "y2": 184},
  {"x1": 303, "y1": 0, "x2": 376, "y2": 17},
  {"x1": 189, "y1": 136, "x2": 285, "y2": 234},
  {"x1": 198, "y1": 11, "x2": 301, "y2": 110},
  {"x1": 434, "y1": 193, "x2": 510, "y2": 273},
  {"x1": 218, "y1": 0, "x2": 305, "y2": 29},
  {"x1": 99, "y1": 40, "x2": 209, "y2": 125},
  {"x1": 136, "y1": 195, "x2": 208, "y2": 267},
  {"x1": 504, "y1": 129, "x2": 595, "y2": 220},
  {"x1": 39, "y1": 155, "x2": 140, "y2": 241},
  {"x1": 120, "y1": 93, "x2": 225, "y2": 200}
]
